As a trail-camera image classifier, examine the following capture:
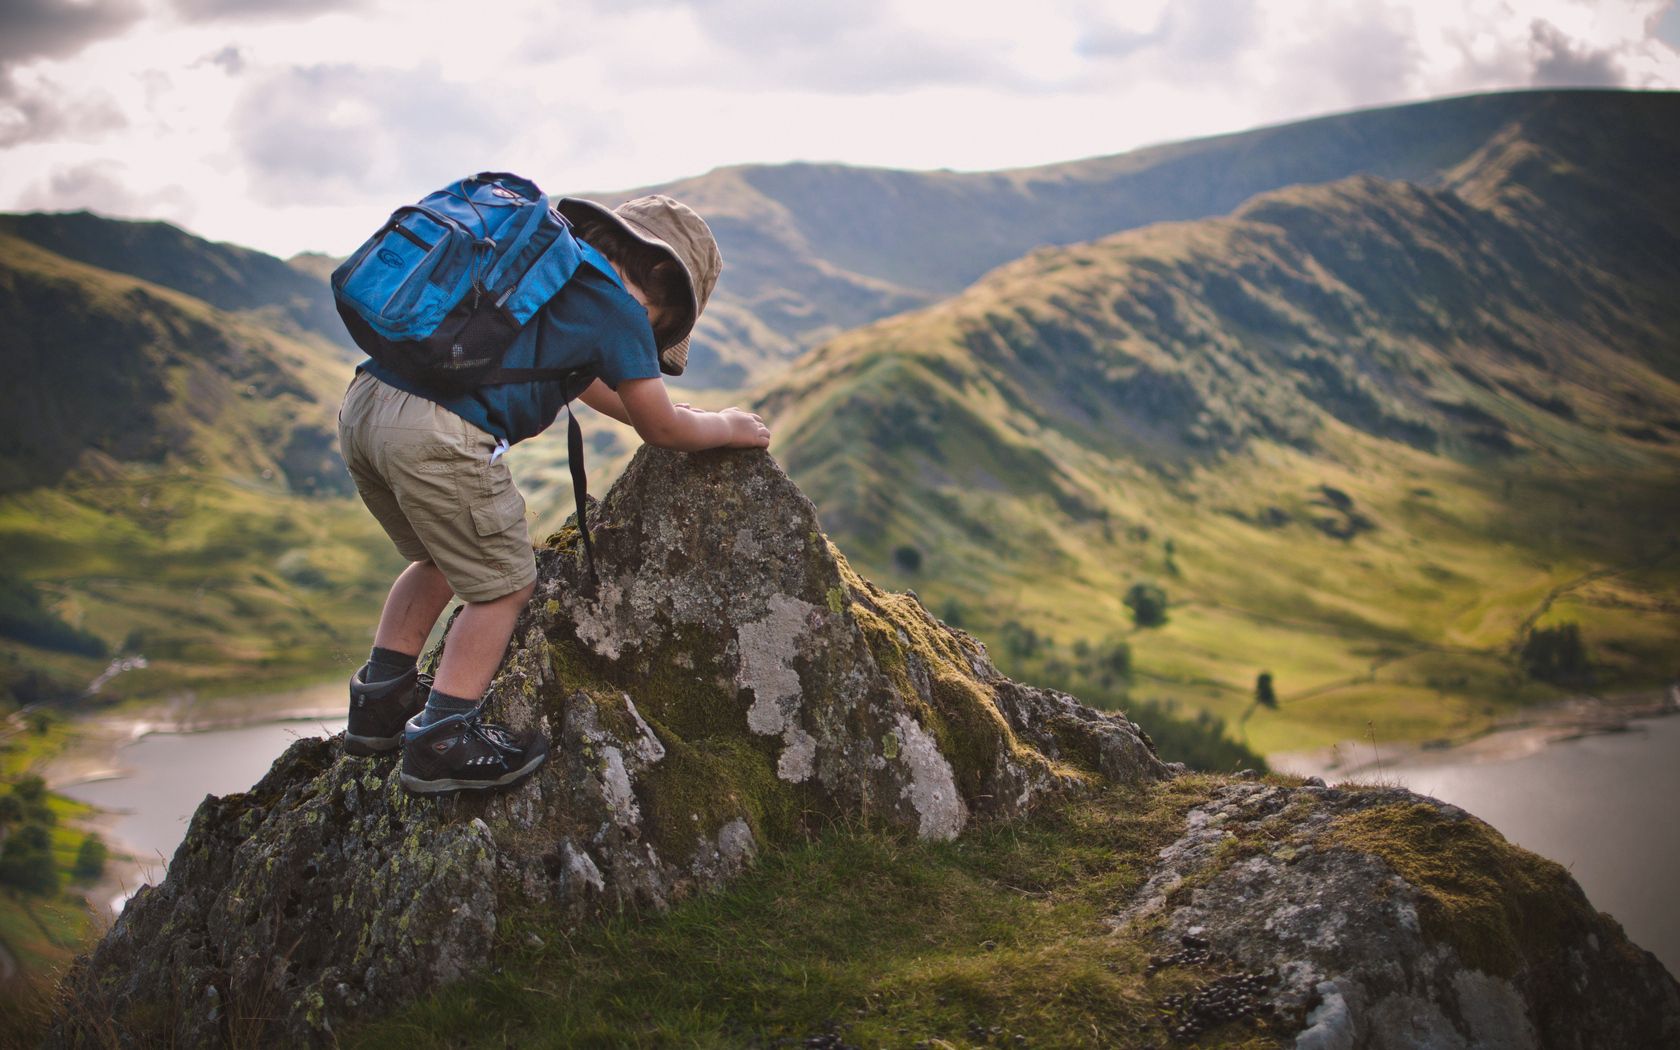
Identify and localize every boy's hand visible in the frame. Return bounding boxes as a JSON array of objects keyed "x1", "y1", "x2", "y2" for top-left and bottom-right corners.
[
  {"x1": 722, "y1": 407, "x2": 771, "y2": 448},
  {"x1": 619, "y1": 377, "x2": 772, "y2": 452}
]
